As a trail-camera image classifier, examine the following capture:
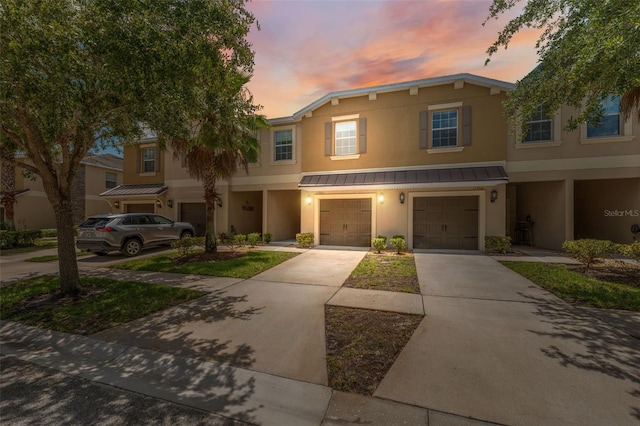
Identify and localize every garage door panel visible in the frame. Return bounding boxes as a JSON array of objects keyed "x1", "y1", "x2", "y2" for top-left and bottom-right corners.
[
  {"x1": 413, "y1": 196, "x2": 478, "y2": 250},
  {"x1": 180, "y1": 203, "x2": 206, "y2": 236},
  {"x1": 319, "y1": 198, "x2": 371, "y2": 247}
]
